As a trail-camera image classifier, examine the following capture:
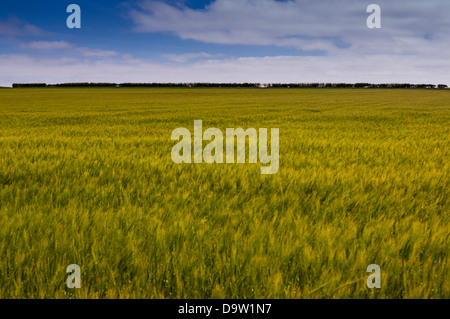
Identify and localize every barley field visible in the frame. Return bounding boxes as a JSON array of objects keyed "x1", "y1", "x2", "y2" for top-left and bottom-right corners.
[{"x1": 0, "y1": 88, "x2": 448, "y2": 299}]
